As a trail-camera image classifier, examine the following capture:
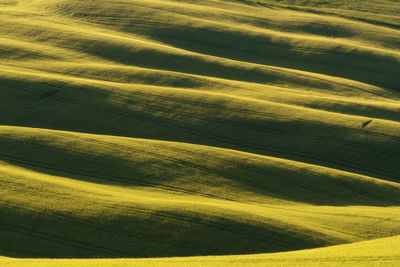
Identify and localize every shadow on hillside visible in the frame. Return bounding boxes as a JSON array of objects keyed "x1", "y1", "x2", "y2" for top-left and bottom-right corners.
[
  {"x1": 0, "y1": 204, "x2": 329, "y2": 258},
  {"x1": 1, "y1": 77, "x2": 400, "y2": 209},
  {"x1": 145, "y1": 26, "x2": 400, "y2": 91},
  {"x1": 1, "y1": 148, "x2": 400, "y2": 208}
]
